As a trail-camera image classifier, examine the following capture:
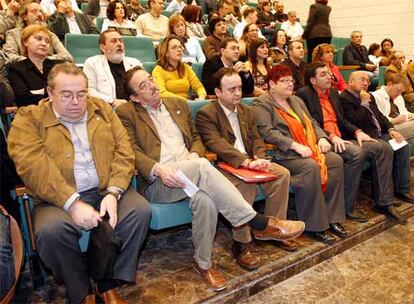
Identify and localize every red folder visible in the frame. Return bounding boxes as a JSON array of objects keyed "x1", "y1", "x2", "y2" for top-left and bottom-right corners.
[{"x1": 217, "y1": 162, "x2": 278, "y2": 183}]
